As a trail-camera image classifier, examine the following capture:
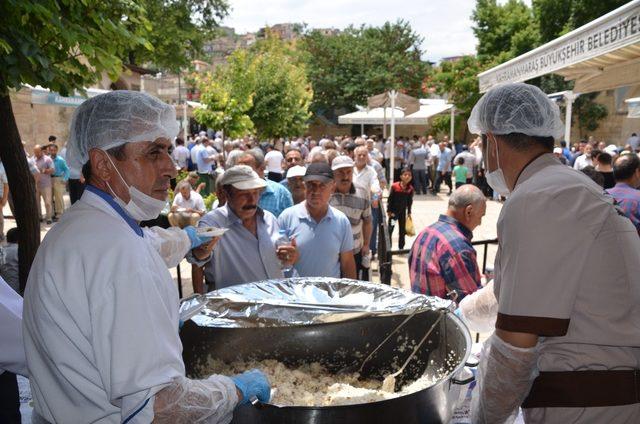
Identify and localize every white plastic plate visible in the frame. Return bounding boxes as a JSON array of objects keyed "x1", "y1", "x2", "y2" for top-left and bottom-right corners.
[{"x1": 196, "y1": 227, "x2": 228, "y2": 237}]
